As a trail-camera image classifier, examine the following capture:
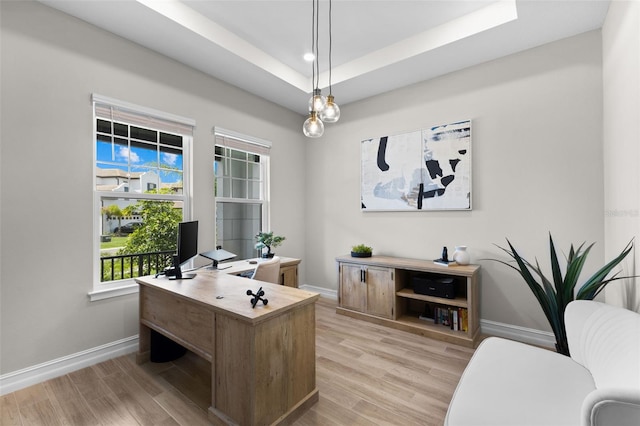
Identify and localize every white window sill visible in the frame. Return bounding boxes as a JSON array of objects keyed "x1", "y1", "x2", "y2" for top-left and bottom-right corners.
[{"x1": 88, "y1": 282, "x2": 139, "y2": 301}]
